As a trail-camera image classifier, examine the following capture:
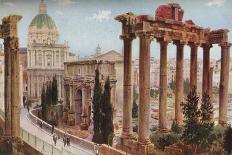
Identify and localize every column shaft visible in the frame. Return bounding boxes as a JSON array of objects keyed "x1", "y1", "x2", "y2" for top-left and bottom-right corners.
[
  {"x1": 158, "y1": 39, "x2": 168, "y2": 131},
  {"x1": 202, "y1": 44, "x2": 211, "y2": 95},
  {"x1": 138, "y1": 34, "x2": 152, "y2": 144},
  {"x1": 208, "y1": 67, "x2": 213, "y2": 100},
  {"x1": 219, "y1": 43, "x2": 231, "y2": 126},
  {"x1": 190, "y1": 43, "x2": 198, "y2": 90},
  {"x1": 122, "y1": 36, "x2": 133, "y2": 138},
  {"x1": 174, "y1": 41, "x2": 184, "y2": 125}
]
